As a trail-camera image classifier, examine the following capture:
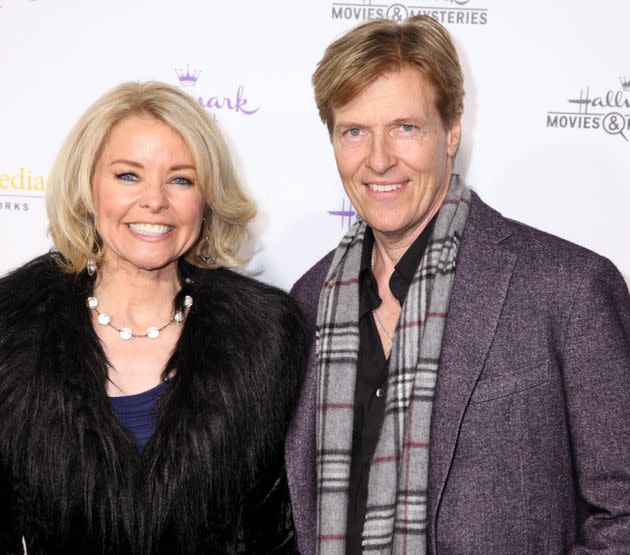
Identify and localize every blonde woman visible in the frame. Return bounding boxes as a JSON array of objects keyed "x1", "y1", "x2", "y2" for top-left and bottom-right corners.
[{"x1": 0, "y1": 82, "x2": 305, "y2": 554}]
